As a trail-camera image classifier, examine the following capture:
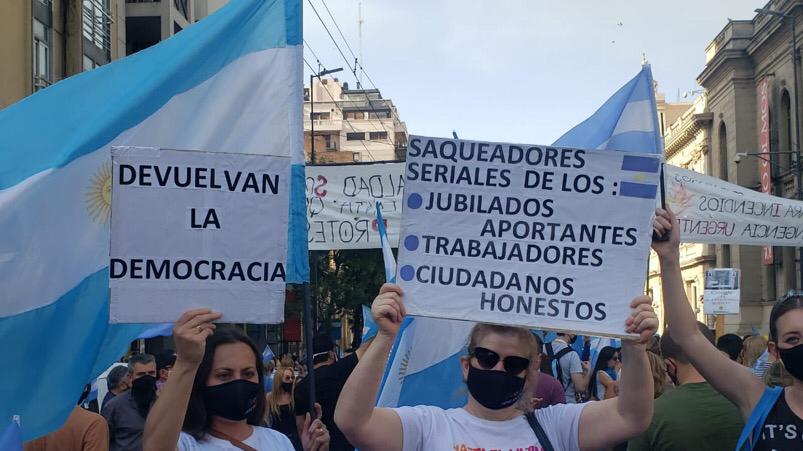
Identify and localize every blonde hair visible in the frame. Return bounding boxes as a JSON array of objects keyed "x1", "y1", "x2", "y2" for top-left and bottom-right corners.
[
  {"x1": 741, "y1": 335, "x2": 767, "y2": 368},
  {"x1": 267, "y1": 366, "x2": 295, "y2": 421}
]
